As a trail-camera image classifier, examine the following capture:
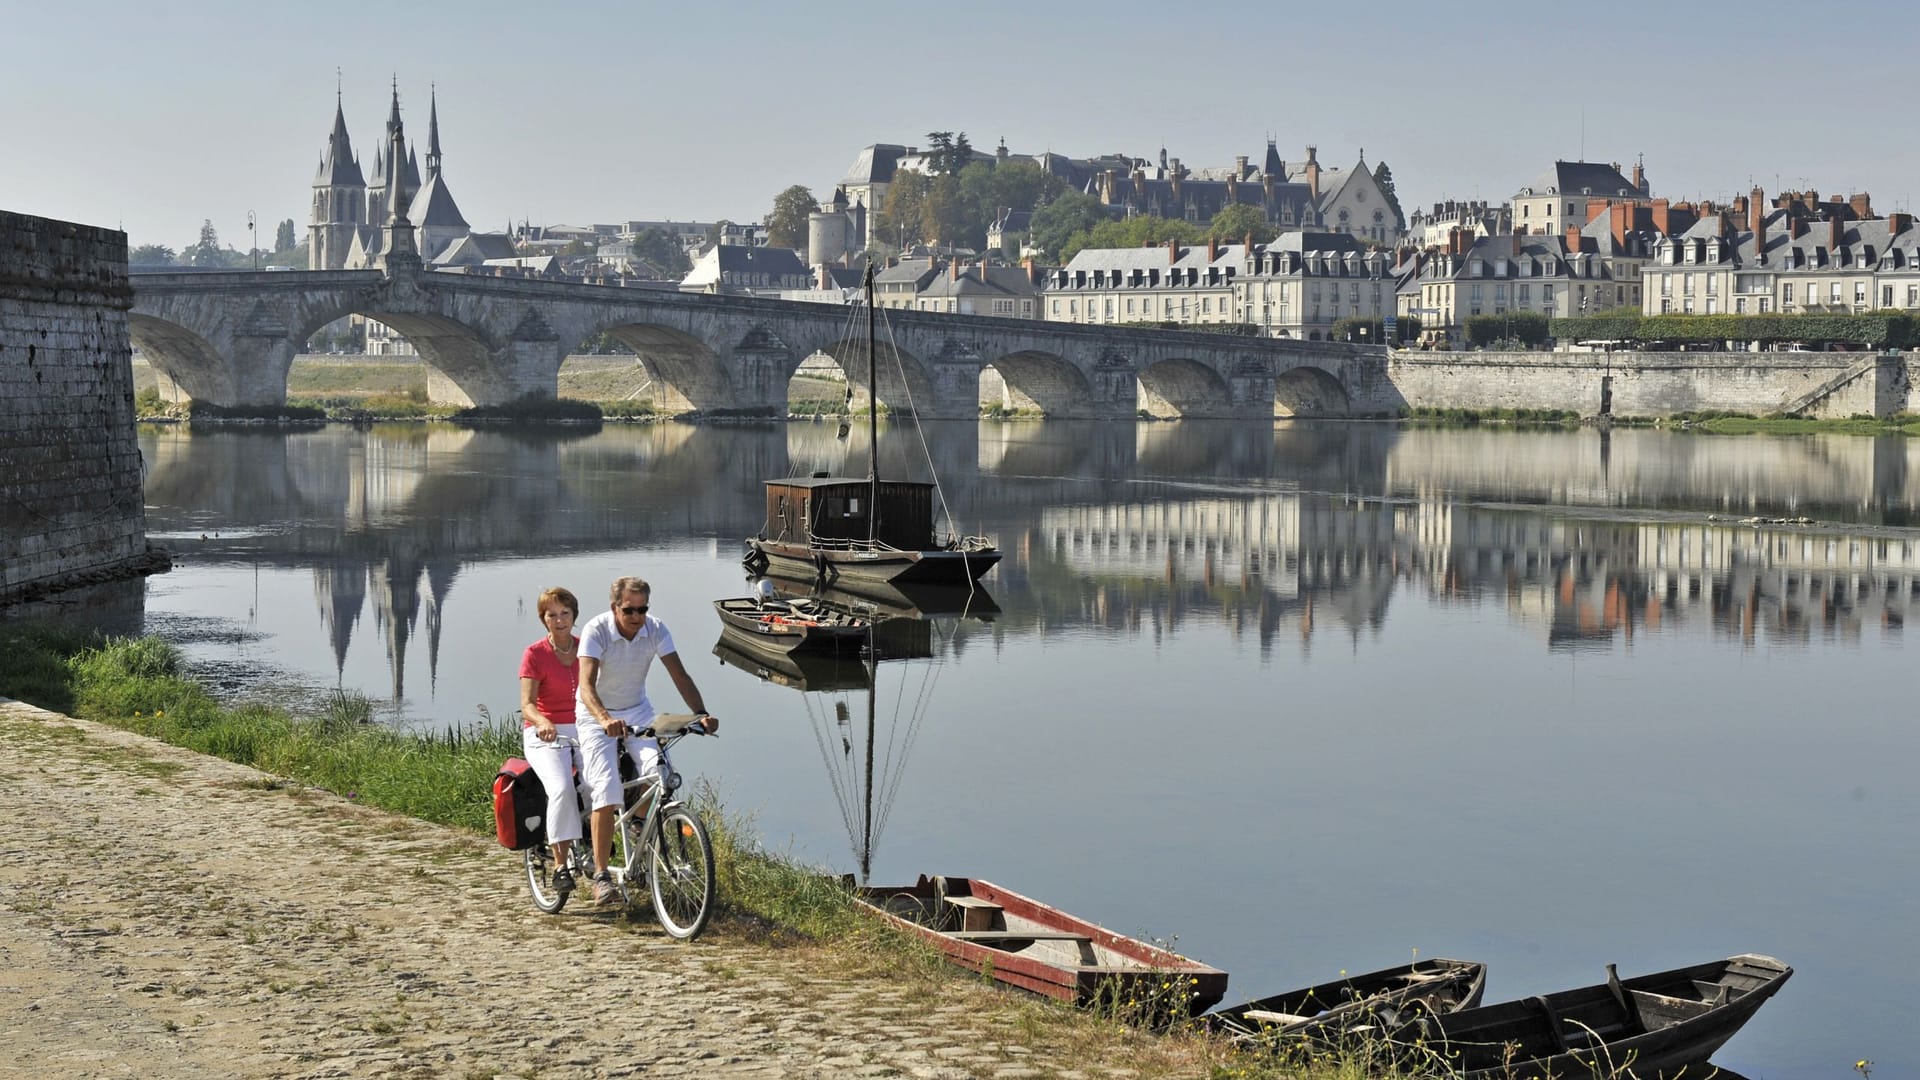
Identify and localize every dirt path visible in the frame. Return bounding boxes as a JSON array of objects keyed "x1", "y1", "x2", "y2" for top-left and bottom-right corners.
[{"x1": 0, "y1": 699, "x2": 1190, "y2": 1079}]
